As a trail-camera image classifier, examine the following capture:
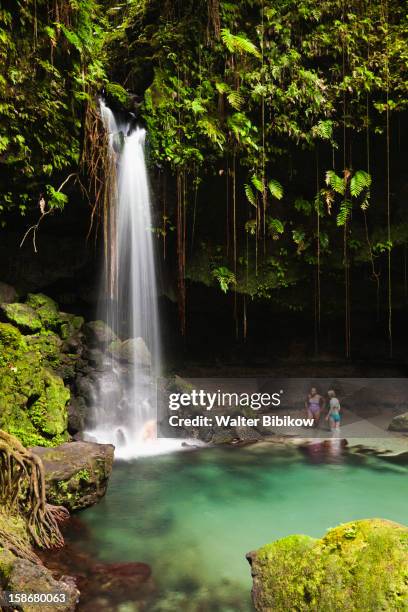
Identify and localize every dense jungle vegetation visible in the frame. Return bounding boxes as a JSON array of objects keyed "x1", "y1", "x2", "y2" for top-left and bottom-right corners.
[{"x1": 1, "y1": 0, "x2": 407, "y2": 360}]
